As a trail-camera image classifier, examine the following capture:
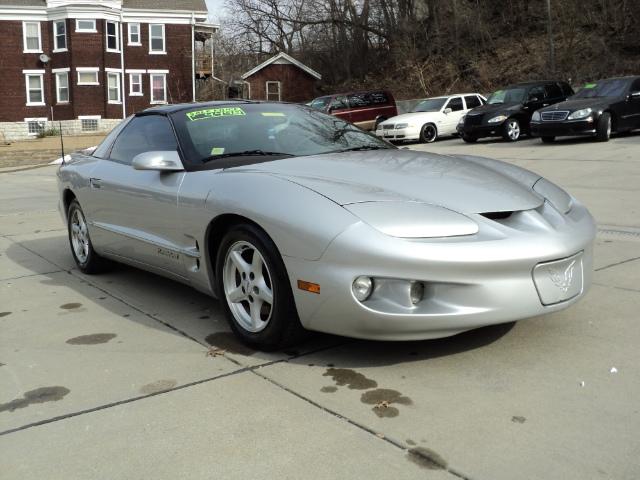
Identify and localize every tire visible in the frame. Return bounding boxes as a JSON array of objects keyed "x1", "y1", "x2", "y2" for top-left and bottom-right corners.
[
  {"x1": 541, "y1": 136, "x2": 555, "y2": 143},
  {"x1": 502, "y1": 118, "x2": 521, "y2": 142},
  {"x1": 462, "y1": 134, "x2": 477, "y2": 143},
  {"x1": 420, "y1": 123, "x2": 438, "y2": 143},
  {"x1": 67, "y1": 200, "x2": 109, "y2": 274},
  {"x1": 596, "y1": 112, "x2": 612, "y2": 142},
  {"x1": 215, "y1": 224, "x2": 305, "y2": 351}
]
